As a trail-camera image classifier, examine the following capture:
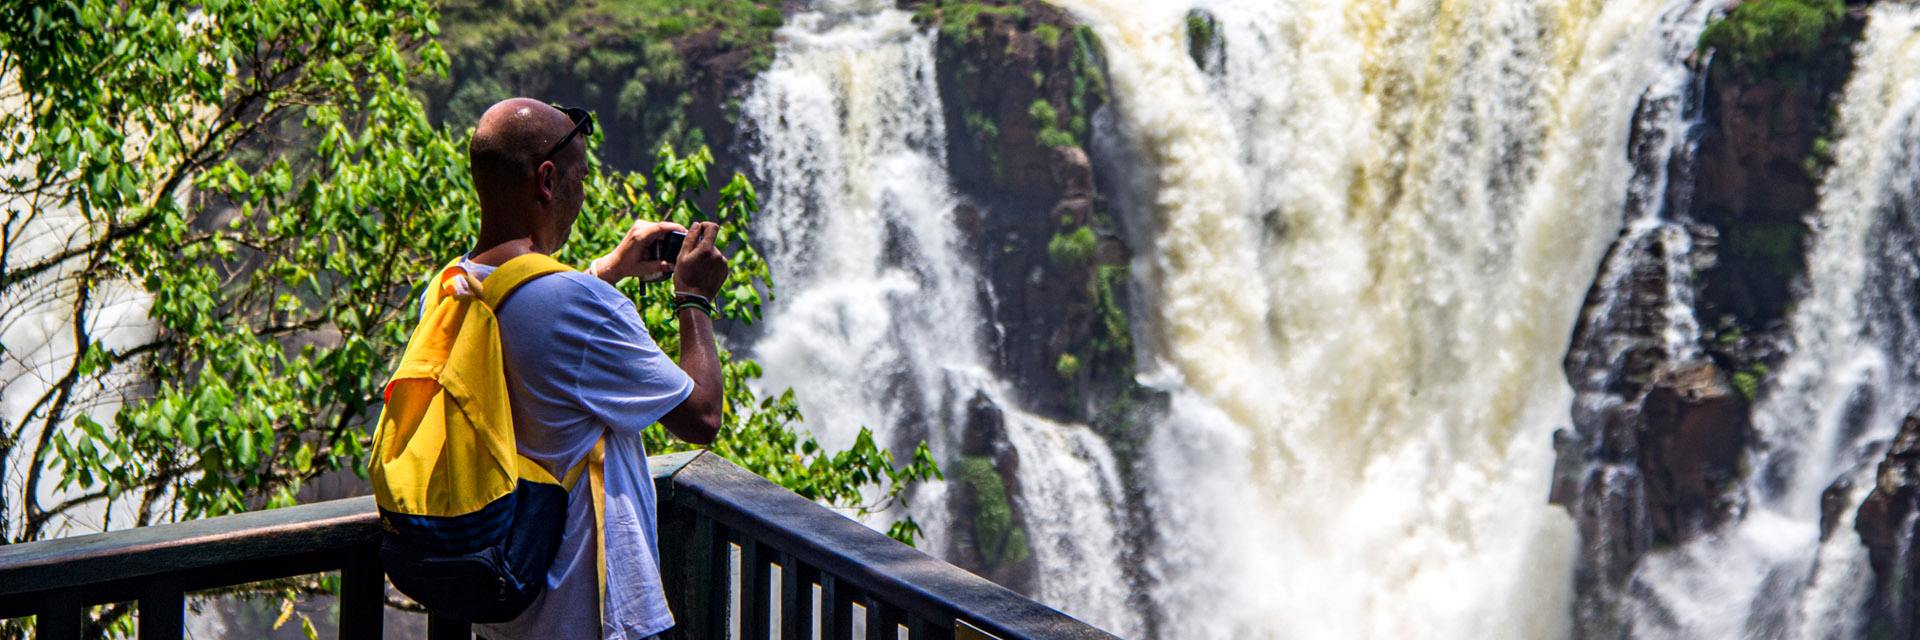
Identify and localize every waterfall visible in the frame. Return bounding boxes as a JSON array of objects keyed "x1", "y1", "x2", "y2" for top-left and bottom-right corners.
[
  {"x1": 737, "y1": 3, "x2": 1142, "y2": 635},
  {"x1": 1620, "y1": 6, "x2": 1920, "y2": 638},
  {"x1": 1045, "y1": 0, "x2": 1711, "y2": 637},
  {"x1": 0, "y1": 74, "x2": 156, "y2": 538}
]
